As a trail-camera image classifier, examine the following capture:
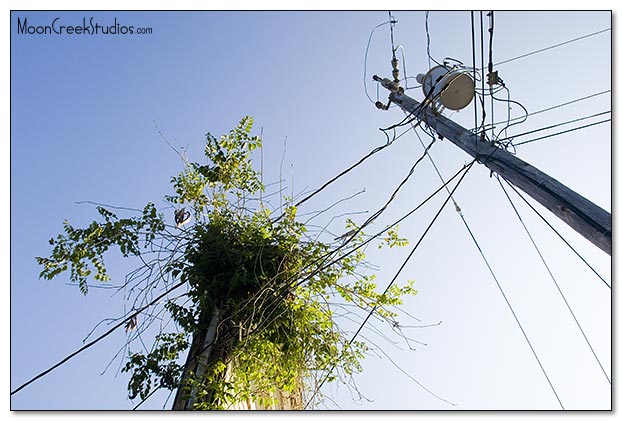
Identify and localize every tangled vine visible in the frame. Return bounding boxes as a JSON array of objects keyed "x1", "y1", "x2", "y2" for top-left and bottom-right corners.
[{"x1": 37, "y1": 117, "x2": 416, "y2": 409}]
